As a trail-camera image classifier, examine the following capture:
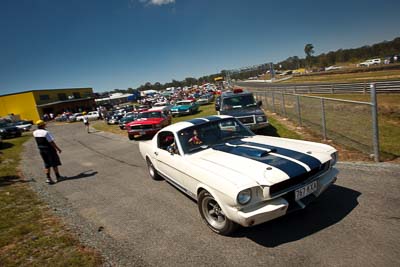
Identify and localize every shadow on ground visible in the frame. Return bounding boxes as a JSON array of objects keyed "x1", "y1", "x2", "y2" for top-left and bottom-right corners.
[
  {"x1": 232, "y1": 184, "x2": 360, "y2": 247},
  {"x1": 57, "y1": 170, "x2": 98, "y2": 183},
  {"x1": 0, "y1": 175, "x2": 31, "y2": 187},
  {"x1": 0, "y1": 142, "x2": 15, "y2": 150},
  {"x1": 255, "y1": 124, "x2": 279, "y2": 137}
]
